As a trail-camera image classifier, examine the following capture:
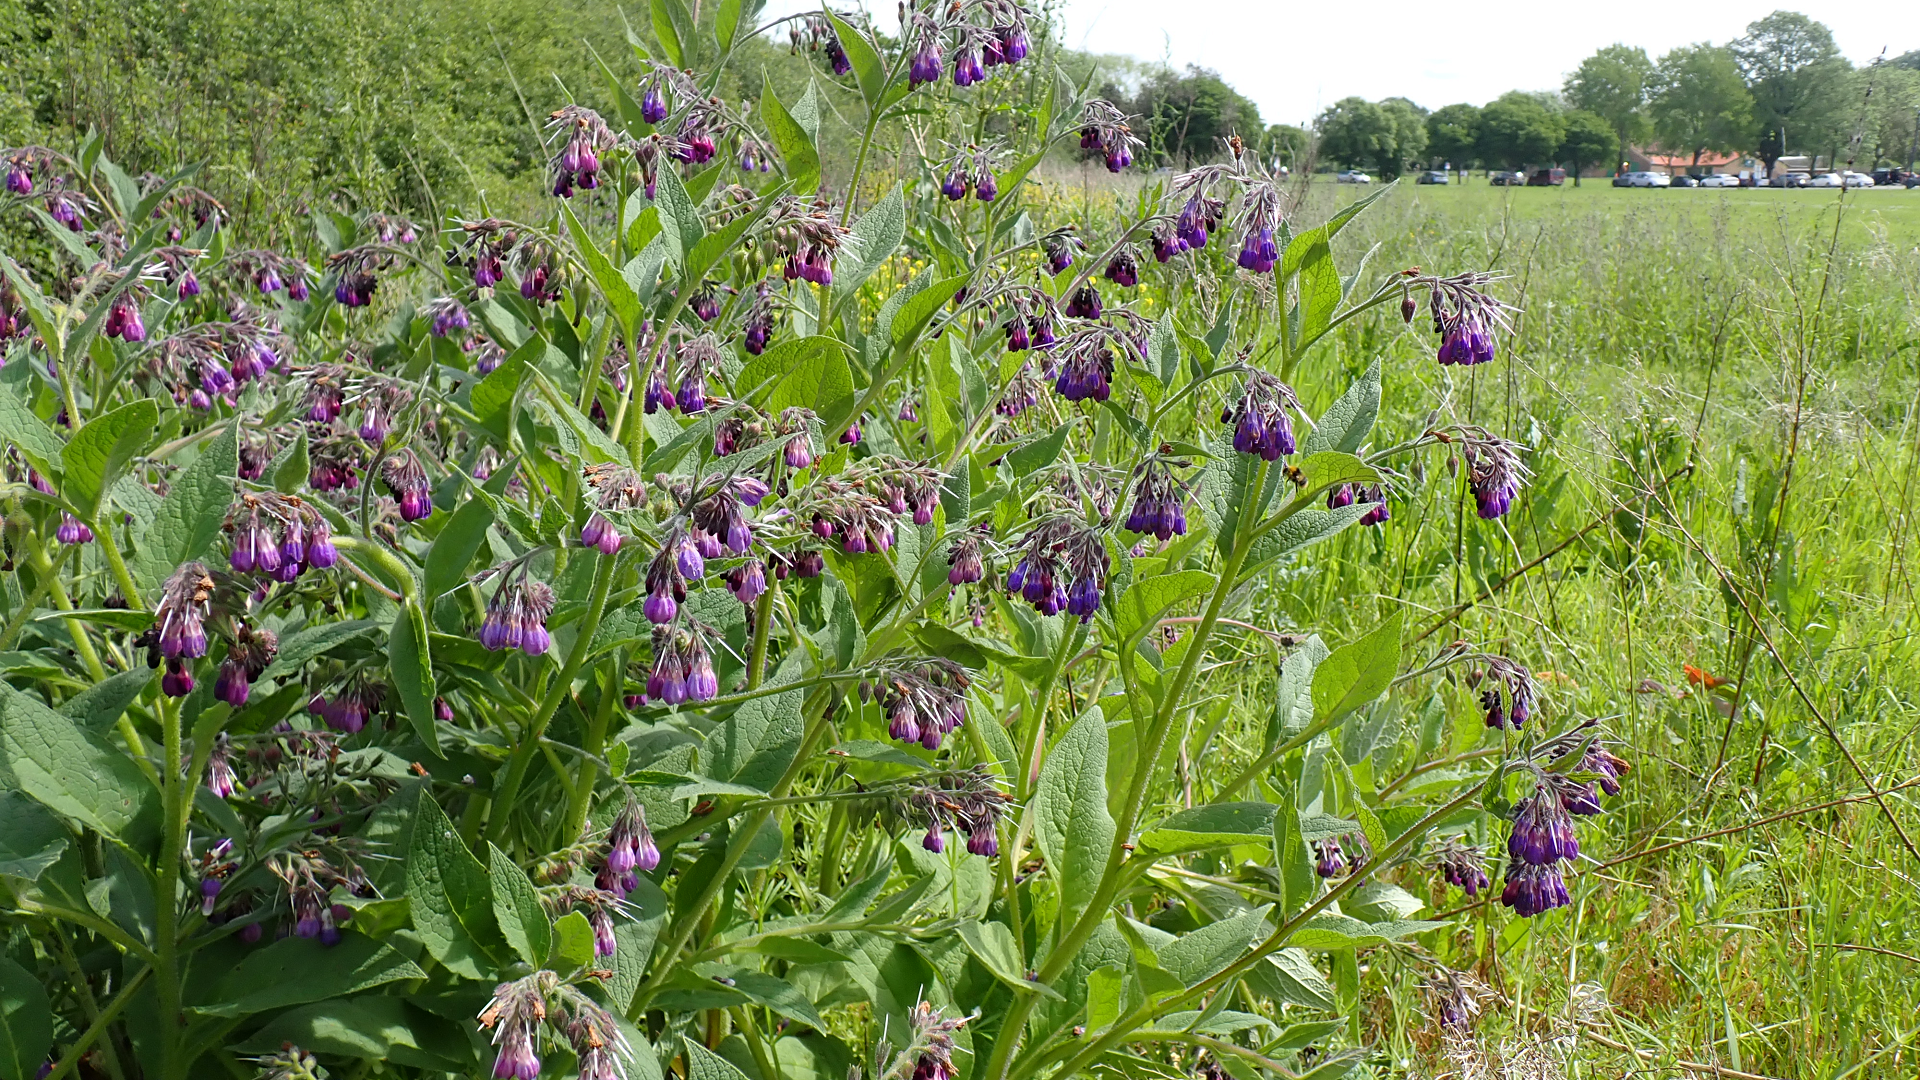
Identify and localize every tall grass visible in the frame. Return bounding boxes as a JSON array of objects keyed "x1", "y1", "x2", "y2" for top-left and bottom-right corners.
[{"x1": 1044, "y1": 173, "x2": 1920, "y2": 1076}]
